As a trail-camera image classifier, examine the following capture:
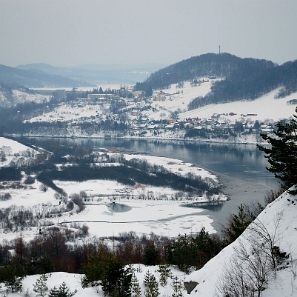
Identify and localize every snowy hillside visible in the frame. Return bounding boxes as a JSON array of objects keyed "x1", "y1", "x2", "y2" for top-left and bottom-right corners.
[
  {"x1": 147, "y1": 81, "x2": 297, "y2": 123},
  {"x1": 24, "y1": 80, "x2": 297, "y2": 138},
  {"x1": 185, "y1": 189, "x2": 297, "y2": 296},
  {"x1": 0, "y1": 137, "x2": 39, "y2": 167},
  {"x1": 180, "y1": 87, "x2": 297, "y2": 123},
  {"x1": 11, "y1": 265, "x2": 189, "y2": 297},
  {"x1": 0, "y1": 89, "x2": 50, "y2": 108},
  {"x1": 26, "y1": 80, "x2": 297, "y2": 124},
  {"x1": 3, "y1": 189, "x2": 296, "y2": 297}
]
